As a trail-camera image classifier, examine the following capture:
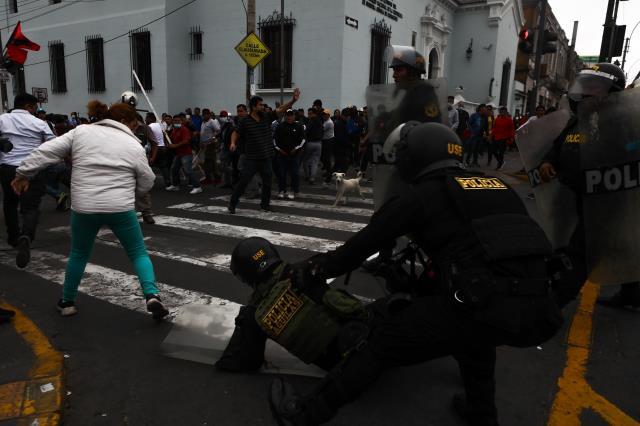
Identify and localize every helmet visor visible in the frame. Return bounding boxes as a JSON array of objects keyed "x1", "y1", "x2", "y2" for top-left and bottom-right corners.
[{"x1": 568, "y1": 70, "x2": 615, "y2": 101}]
